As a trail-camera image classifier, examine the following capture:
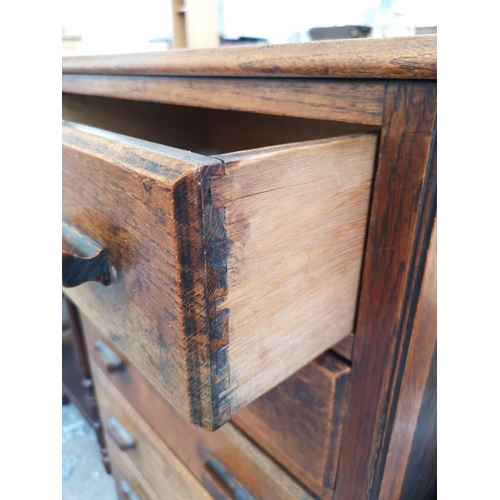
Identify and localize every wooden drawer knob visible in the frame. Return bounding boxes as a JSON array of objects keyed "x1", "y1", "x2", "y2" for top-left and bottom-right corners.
[
  {"x1": 62, "y1": 220, "x2": 110, "y2": 288},
  {"x1": 107, "y1": 415, "x2": 135, "y2": 451},
  {"x1": 118, "y1": 479, "x2": 141, "y2": 500},
  {"x1": 94, "y1": 340, "x2": 123, "y2": 373},
  {"x1": 205, "y1": 455, "x2": 255, "y2": 500}
]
